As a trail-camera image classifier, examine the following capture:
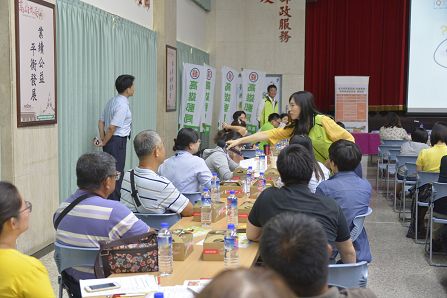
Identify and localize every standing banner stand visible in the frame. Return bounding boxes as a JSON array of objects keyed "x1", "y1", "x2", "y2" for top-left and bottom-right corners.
[
  {"x1": 200, "y1": 65, "x2": 216, "y2": 149},
  {"x1": 241, "y1": 69, "x2": 266, "y2": 134},
  {"x1": 218, "y1": 66, "x2": 240, "y2": 127},
  {"x1": 180, "y1": 63, "x2": 207, "y2": 131}
]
